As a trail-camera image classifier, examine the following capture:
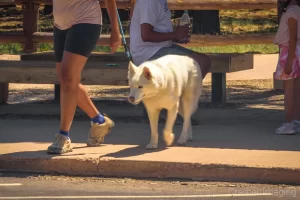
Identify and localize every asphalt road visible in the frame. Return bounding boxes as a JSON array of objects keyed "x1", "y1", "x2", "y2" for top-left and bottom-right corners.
[{"x1": 0, "y1": 173, "x2": 299, "y2": 200}]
